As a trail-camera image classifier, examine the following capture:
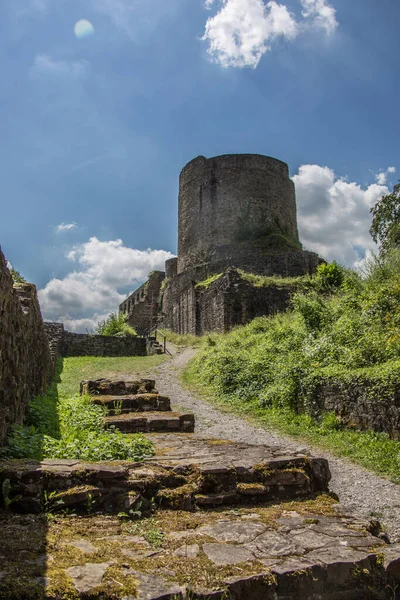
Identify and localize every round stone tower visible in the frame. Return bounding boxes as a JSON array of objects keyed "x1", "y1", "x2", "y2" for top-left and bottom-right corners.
[{"x1": 177, "y1": 154, "x2": 312, "y2": 276}]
